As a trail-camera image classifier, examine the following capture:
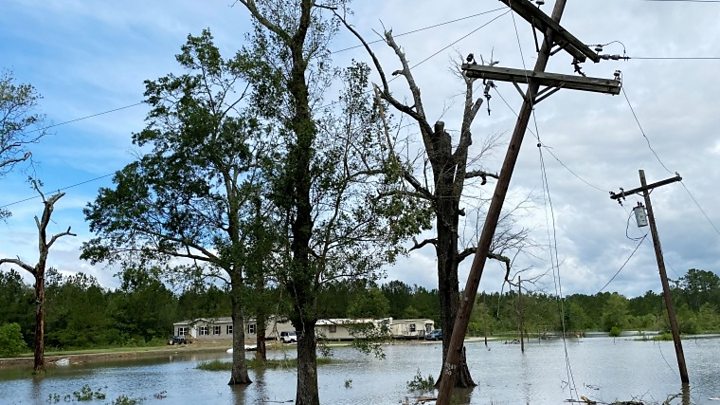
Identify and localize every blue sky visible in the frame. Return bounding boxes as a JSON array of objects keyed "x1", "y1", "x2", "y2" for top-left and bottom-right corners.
[{"x1": 2, "y1": 0, "x2": 720, "y2": 297}]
